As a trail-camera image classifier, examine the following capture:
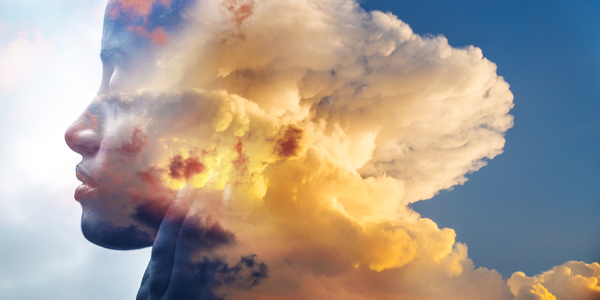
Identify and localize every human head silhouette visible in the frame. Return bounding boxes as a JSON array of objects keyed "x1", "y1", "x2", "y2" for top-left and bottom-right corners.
[
  {"x1": 65, "y1": 2, "x2": 270, "y2": 298},
  {"x1": 65, "y1": 0, "x2": 198, "y2": 250}
]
